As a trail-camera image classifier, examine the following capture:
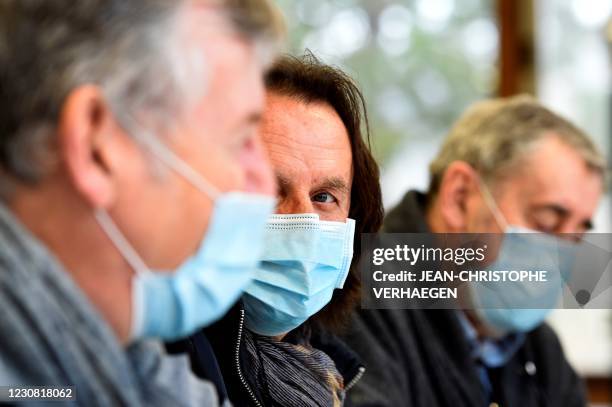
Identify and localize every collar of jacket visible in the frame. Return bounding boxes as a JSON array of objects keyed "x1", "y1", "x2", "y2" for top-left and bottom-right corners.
[
  {"x1": 382, "y1": 190, "x2": 487, "y2": 365},
  {"x1": 308, "y1": 325, "x2": 366, "y2": 391},
  {"x1": 383, "y1": 190, "x2": 530, "y2": 369},
  {"x1": 384, "y1": 190, "x2": 431, "y2": 233}
]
